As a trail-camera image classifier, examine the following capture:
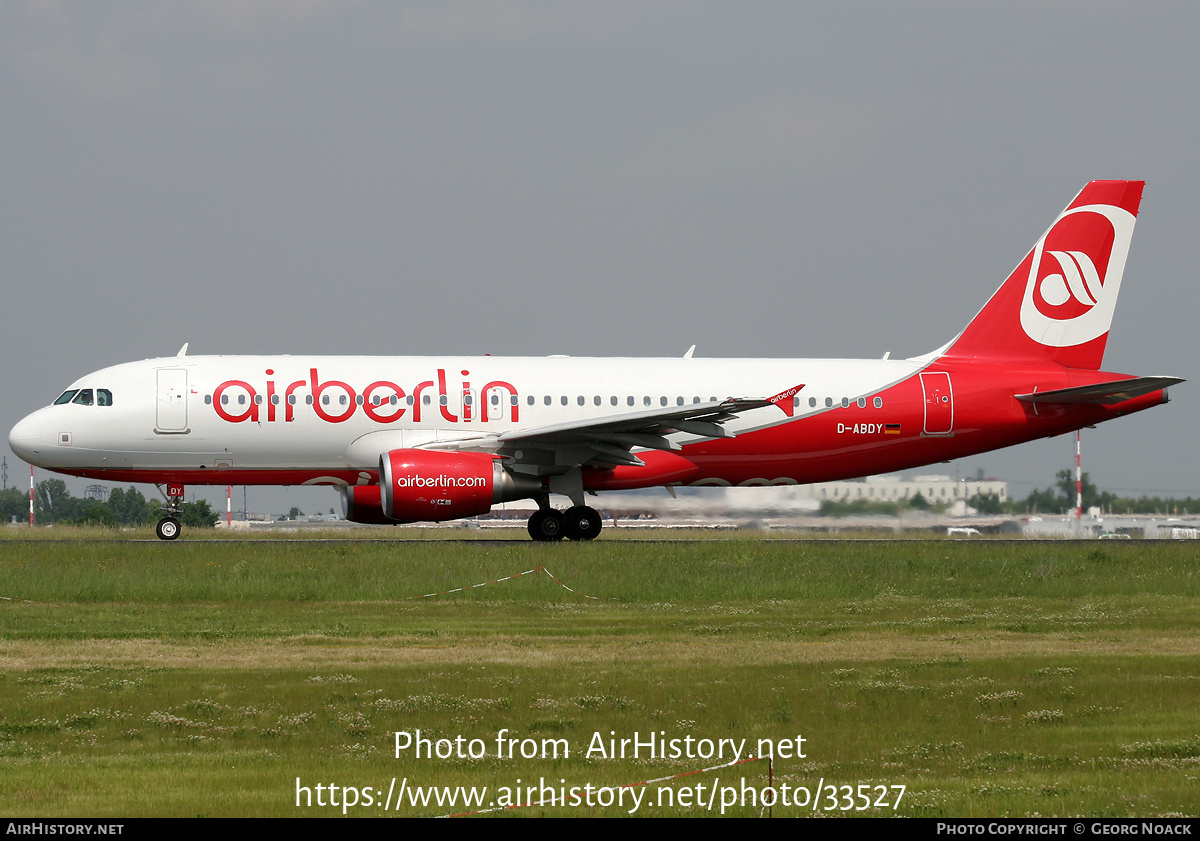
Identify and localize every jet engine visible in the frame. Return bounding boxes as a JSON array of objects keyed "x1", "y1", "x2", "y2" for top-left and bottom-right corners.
[{"x1": 341, "y1": 450, "x2": 542, "y2": 524}]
